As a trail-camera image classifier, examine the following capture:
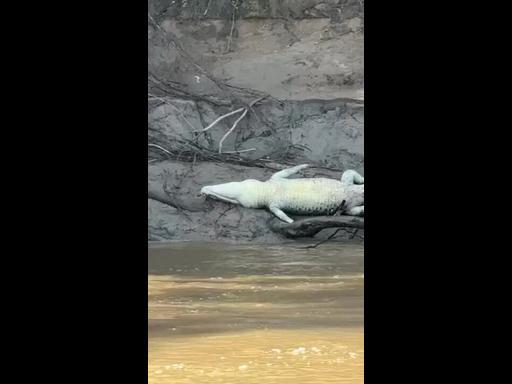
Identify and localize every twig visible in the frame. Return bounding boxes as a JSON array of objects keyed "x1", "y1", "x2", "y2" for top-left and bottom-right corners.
[
  {"x1": 222, "y1": 148, "x2": 256, "y2": 154},
  {"x1": 215, "y1": 205, "x2": 235, "y2": 224},
  {"x1": 292, "y1": 144, "x2": 312, "y2": 152},
  {"x1": 350, "y1": 112, "x2": 363, "y2": 124},
  {"x1": 302, "y1": 228, "x2": 345, "y2": 249},
  {"x1": 218, "y1": 108, "x2": 248, "y2": 153},
  {"x1": 203, "y1": 0, "x2": 212, "y2": 16},
  {"x1": 193, "y1": 107, "x2": 245, "y2": 133},
  {"x1": 148, "y1": 13, "x2": 162, "y2": 31},
  {"x1": 249, "y1": 106, "x2": 261, "y2": 123},
  {"x1": 225, "y1": 3, "x2": 238, "y2": 53},
  {"x1": 211, "y1": 96, "x2": 264, "y2": 154},
  {"x1": 249, "y1": 95, "x2": 266, "y2": 107},
  {"x1": 148, "y1": 143, "x2": 173, "y2": 156},
  {"x1": 333, "y1": 200, "x2": 347, "y2": 216}
]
